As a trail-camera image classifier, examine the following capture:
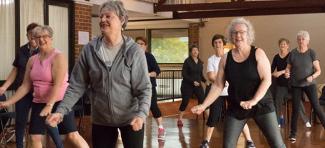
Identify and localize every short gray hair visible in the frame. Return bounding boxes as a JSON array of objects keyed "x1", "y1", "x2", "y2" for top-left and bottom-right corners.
[
  {"x1": 297, "y1": 30, "x2": 310, "y2": 41},
  {"x1": 32, "y1": 25, "x2": 54, "y2": 38},
  {"x1": 99, "y1": 0, "x2": 128, "y2": 30},
  {"x1": 226, "y1": 17, "x2": 255, "y2": 45}
]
